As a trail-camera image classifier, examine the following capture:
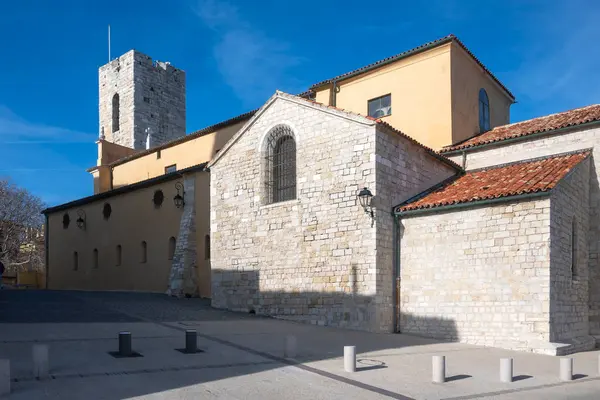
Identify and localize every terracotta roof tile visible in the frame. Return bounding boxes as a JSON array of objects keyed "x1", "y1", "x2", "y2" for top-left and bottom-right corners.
[
  {"x1": 396, "y1": 151, "x2": 590, "y2": 213},
  {"x1": 441, "y1": 104, "x2": 600, "y2": 153},
  {"x1": 310, "y1": 34, "x2": 514, "y2": 100}
]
